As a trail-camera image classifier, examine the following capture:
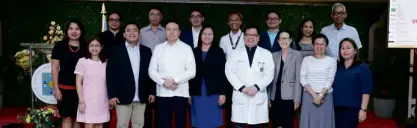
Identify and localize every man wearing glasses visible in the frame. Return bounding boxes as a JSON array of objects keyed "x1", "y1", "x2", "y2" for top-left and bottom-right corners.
[
  {"x1": 180, "y1": 9, "x2": 205, "y2": 48},
  {"x1": 225, "y1": 26, "x2": 274, "y2": 128},
  {"x1": 140, "y1": 7, "x2": 166, "y2": 128},
  {"x1": 100, "y1": 12, "x2": 125, "y2": 57},
  {"x1": 140, "y1": 7, "x2": 166, "y2": 51},
  {"x1": 320, "y1": 3, "x2": 362, "y2": 59}
]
